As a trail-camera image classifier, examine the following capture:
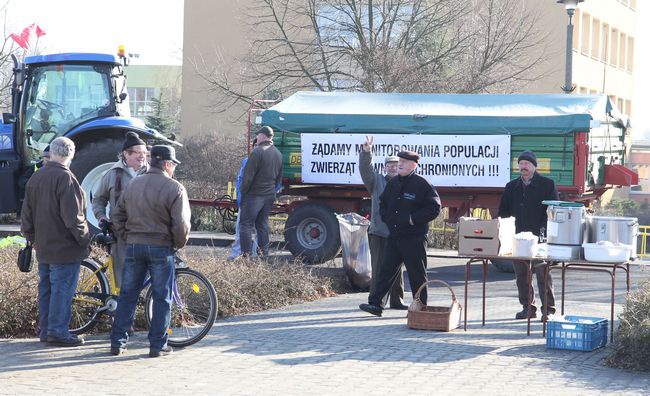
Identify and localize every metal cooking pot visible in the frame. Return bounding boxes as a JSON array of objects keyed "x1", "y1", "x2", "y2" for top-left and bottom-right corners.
[
  {"x1": 586, "y1": 216, "x2": 639, "y2": 259},
  {"x1": 545, "y1": 203, "x2": 586, "y2": 245}
]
